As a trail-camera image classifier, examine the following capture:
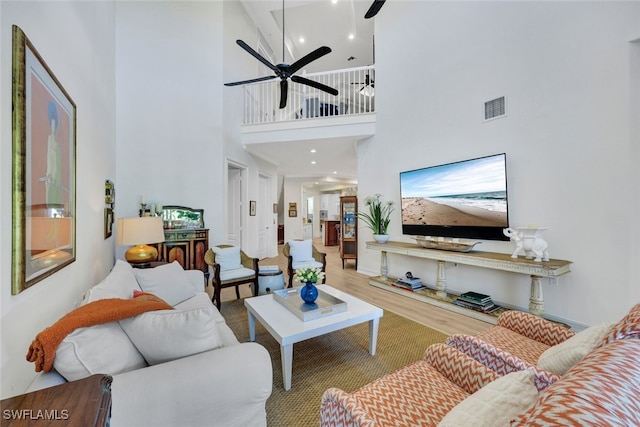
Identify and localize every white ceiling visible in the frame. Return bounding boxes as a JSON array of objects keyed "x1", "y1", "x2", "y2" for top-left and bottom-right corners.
[{"x1": 238, "y1": 0, "x2": 376, "y2": 190}]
